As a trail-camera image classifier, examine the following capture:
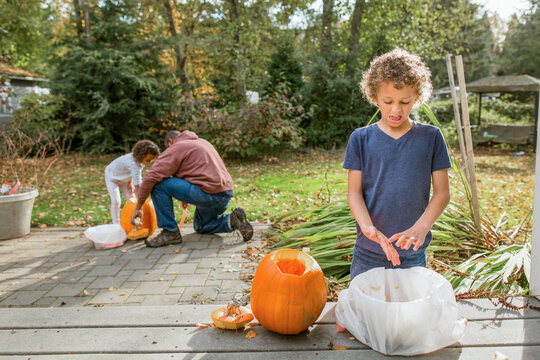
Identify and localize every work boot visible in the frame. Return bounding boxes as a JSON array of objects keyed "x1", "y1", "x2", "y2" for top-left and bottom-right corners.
[
  {"x1": 145, "y1": 229, "x2": 182, "y2": 248},
  {"x1": 230, "y1": 207, "x2": 253, "y2": 241}
]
